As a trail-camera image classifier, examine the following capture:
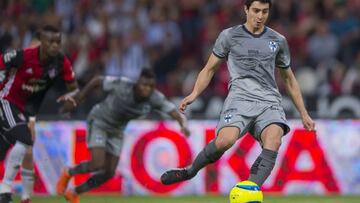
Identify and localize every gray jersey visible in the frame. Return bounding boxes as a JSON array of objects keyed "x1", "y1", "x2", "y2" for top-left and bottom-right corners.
[
  {"x1": 88, "y1": 76, "x2": 176, "y2": 133},
  {"x1": 213, "y1": 25, "x2": 291, "y2": 104}
]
